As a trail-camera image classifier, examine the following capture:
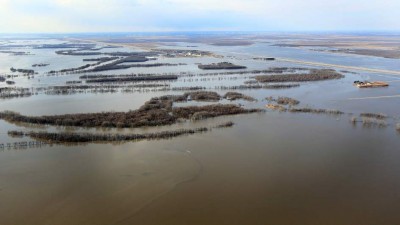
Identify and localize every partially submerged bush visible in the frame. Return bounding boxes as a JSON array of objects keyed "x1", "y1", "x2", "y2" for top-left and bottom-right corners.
[
  {"x1": 186, "y1": 91, "x2": 221, "y2": 101},
  {"x1": 361, "y1": 117, "x2": 387, "y2": 128},
  {"x1": 173, "y1": 104, "x2": 263, "y2": 121},
  {"x1": 215, "y1": 121, "x2": 234, "y2": 128},
  {"x1": 266, "y1": 104, "x2": 287, "y2": 112},
  {"x1": 223, "y1": 92, "x2": 255, "y2": 101},
  {"x1": 7, "y1": 130, "x2": 25, "y2": 138},
  {"x1": 198, "y1": 62, "x2": 247, "y2": 70},
  {"x1": 263, "y1": 84, "x2": 300, "y2": 89},
  {"x1": 360, "y1": 113, "x2": 387, "y2": 120},
  {"x1": 288, "y1": 108, "x2": 344, "y2": 115},
  {"x1": 266, "y1": 96, "x2": 300, "y2": 105}
]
